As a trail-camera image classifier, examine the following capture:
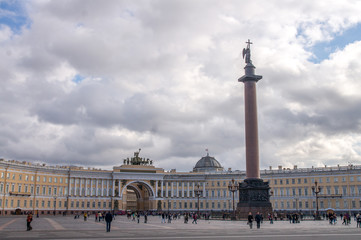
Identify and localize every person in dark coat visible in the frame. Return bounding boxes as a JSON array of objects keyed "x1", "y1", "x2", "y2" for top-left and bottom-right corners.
[
  {"x1": 247, "y1": 212, "x2": 253, "y2": 229},
  {"x1": 255, "y1": 212, "x2": 262, "y2": 229},
  {"x1": 105, "y1": 212, "x2": 113, "y2": 232}
]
